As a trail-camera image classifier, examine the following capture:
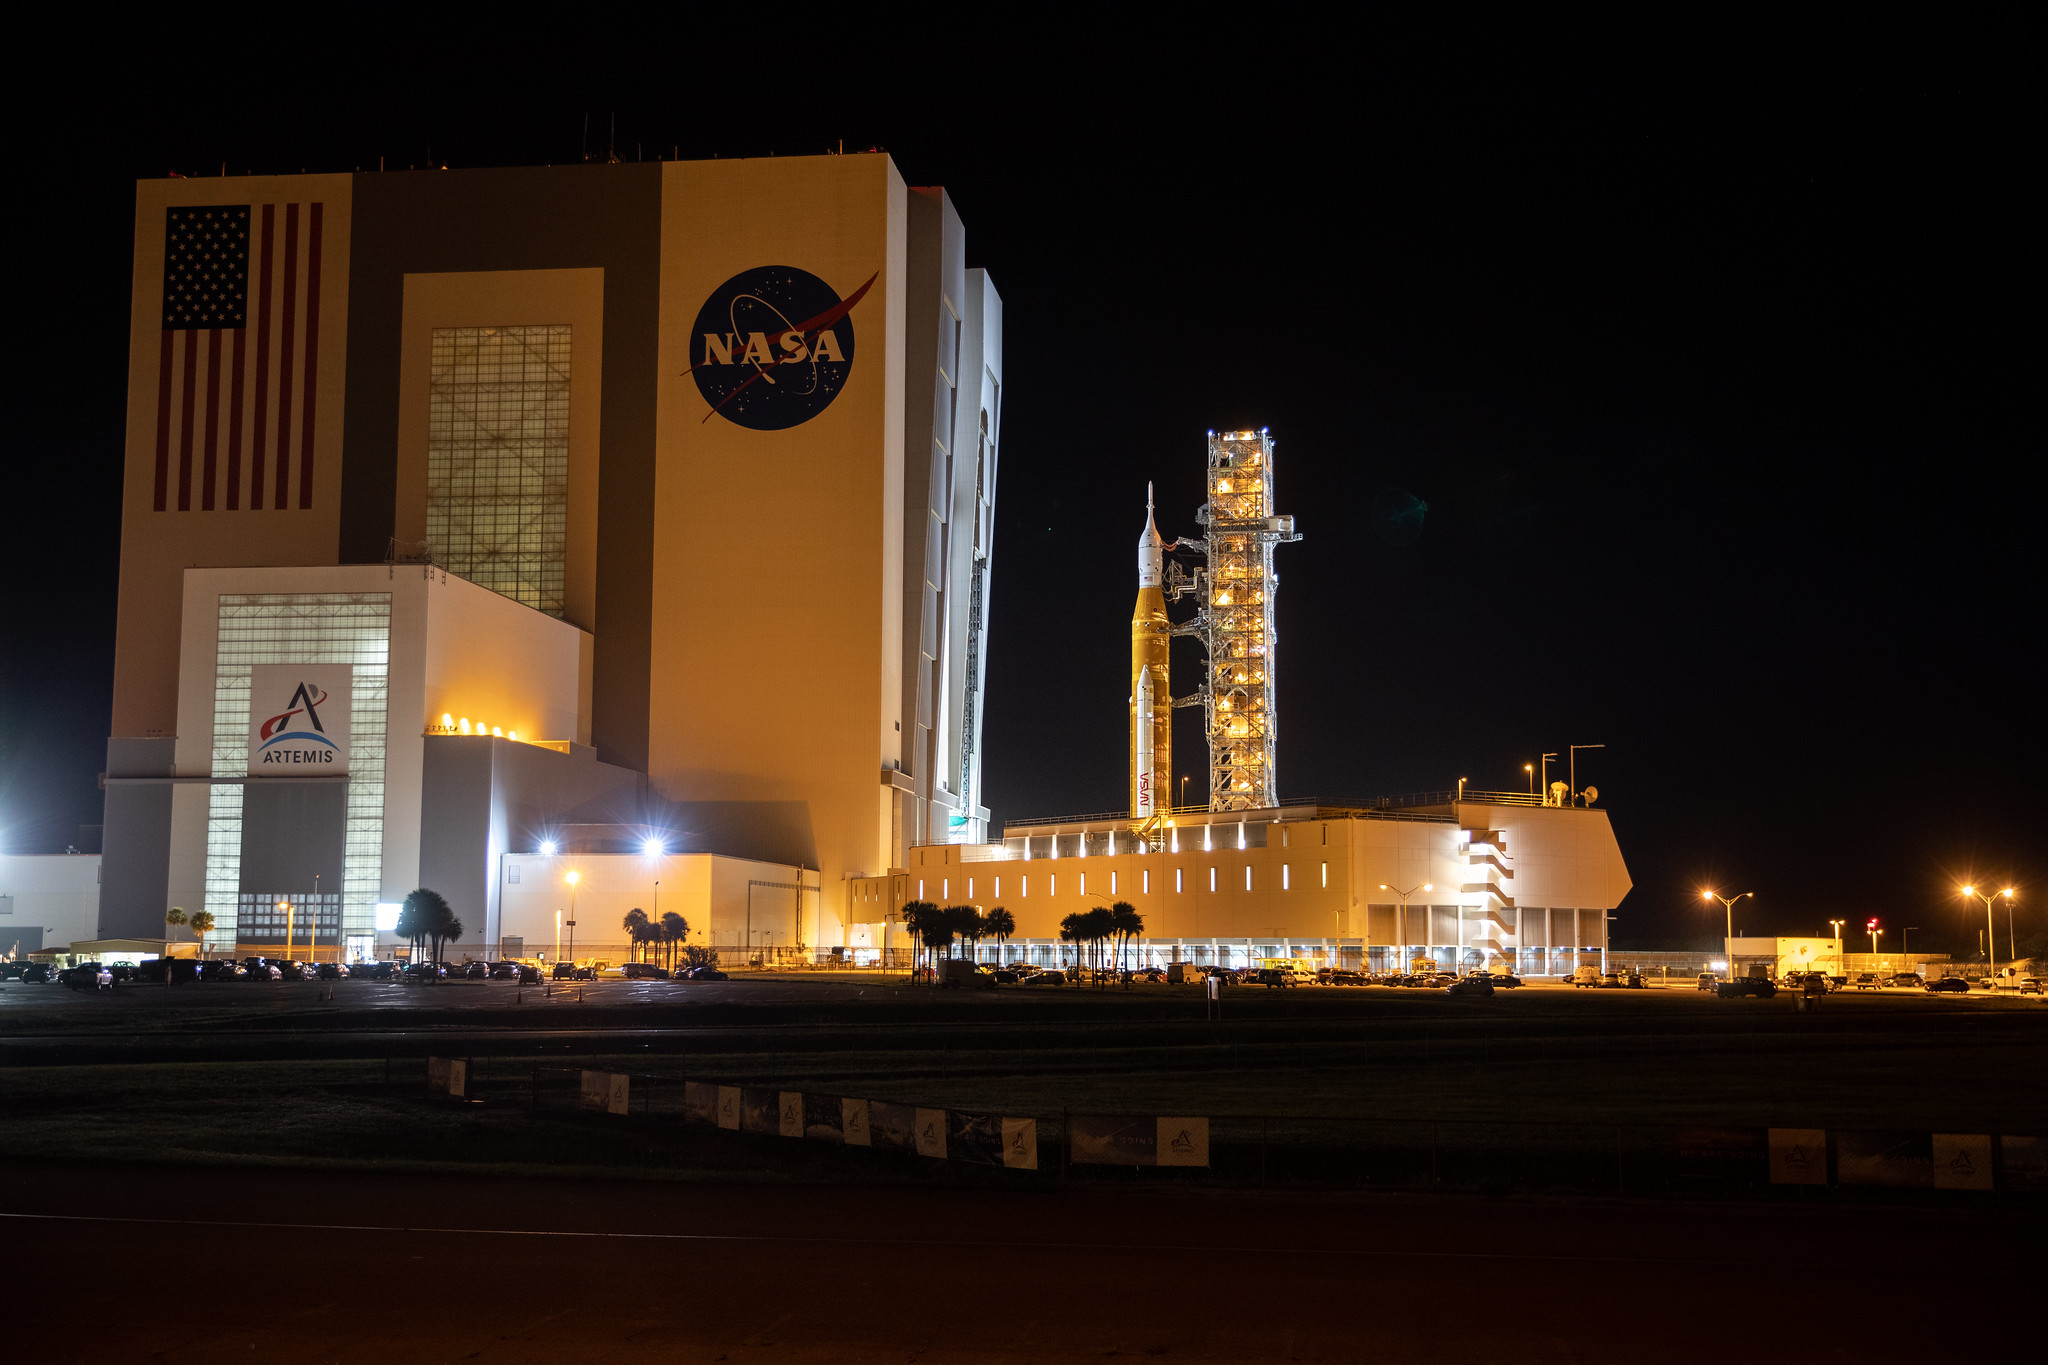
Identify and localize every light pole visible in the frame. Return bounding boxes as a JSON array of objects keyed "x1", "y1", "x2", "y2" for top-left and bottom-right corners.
[
  {"x1": 311, "y1": 872, "x2": 320, "y2": 965},
  {"x1": 1569, "y1": 744, "x2": 1604, "y2": 805},
  {"x1": 1702, "y1": 890, "x2": 1753, "y2": 982},
  {"x1": 1523, "y1": 763, "x2": 1534, "y2": 796},
  {"x1": 1960, "y1": 886, "x2": 2013, "y2": 982},
  {"x1": 1867, "y1": 917, "x2": 1881, "y2": 966},
  {"x1": 565, "y1": 870, "x2": 580, "y2": 970},
  {"x1": 1380, "y1": 883, "x2": 1432, "y2": 970},
  {"x1": 1539, "y1": 753, "x2": 1558, "y2": 804},
  {"x1": 1828, "y1": 918, "x2": 1845, "y2": 974},
  {"x1": 1902, "y1": 926, "x2": 1920, "y2": 975}
]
